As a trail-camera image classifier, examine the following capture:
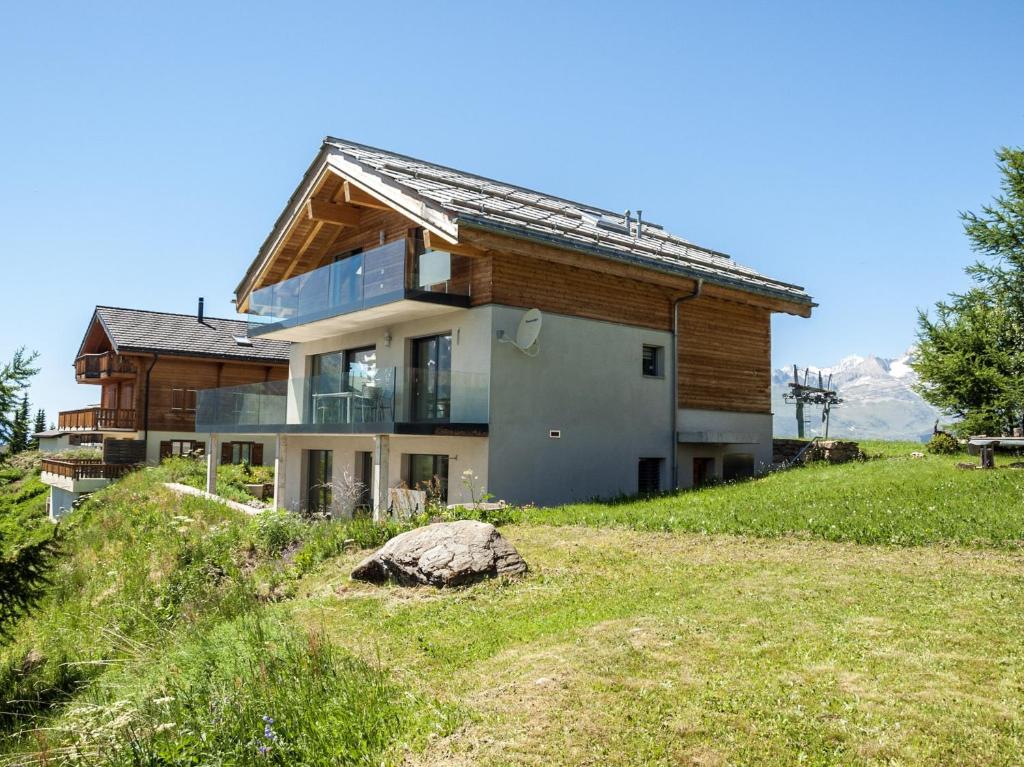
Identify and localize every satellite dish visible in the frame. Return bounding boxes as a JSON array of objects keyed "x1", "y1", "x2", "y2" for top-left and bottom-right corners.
[
  {"x1": 516, "y1": 309, "x2": 542, "y2": 350},
  {"x1": 499, "y1": 308, "x2": 542, "y2": 356}
]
